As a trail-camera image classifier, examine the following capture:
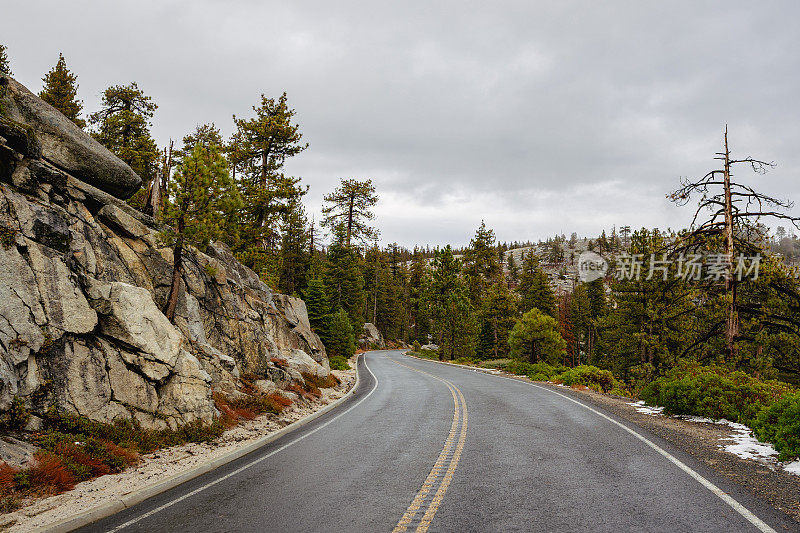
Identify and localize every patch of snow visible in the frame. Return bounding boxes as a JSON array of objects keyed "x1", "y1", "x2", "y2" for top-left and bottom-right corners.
[
  {"x1": 718, "y1": 422, "x2": 778, "y2": 463},
  {"x1": 627, "y1": 400, "x2": 664, "y2": 416},
  {"x1": 676, "y1": 415, "x2": 715, "y2": 424},
  {"x1": 630, "y1": 405, "x2": 800, "y2": 476},
  {"x1": 784, "y1": 460, "x2": 800, "y2": 475}
]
